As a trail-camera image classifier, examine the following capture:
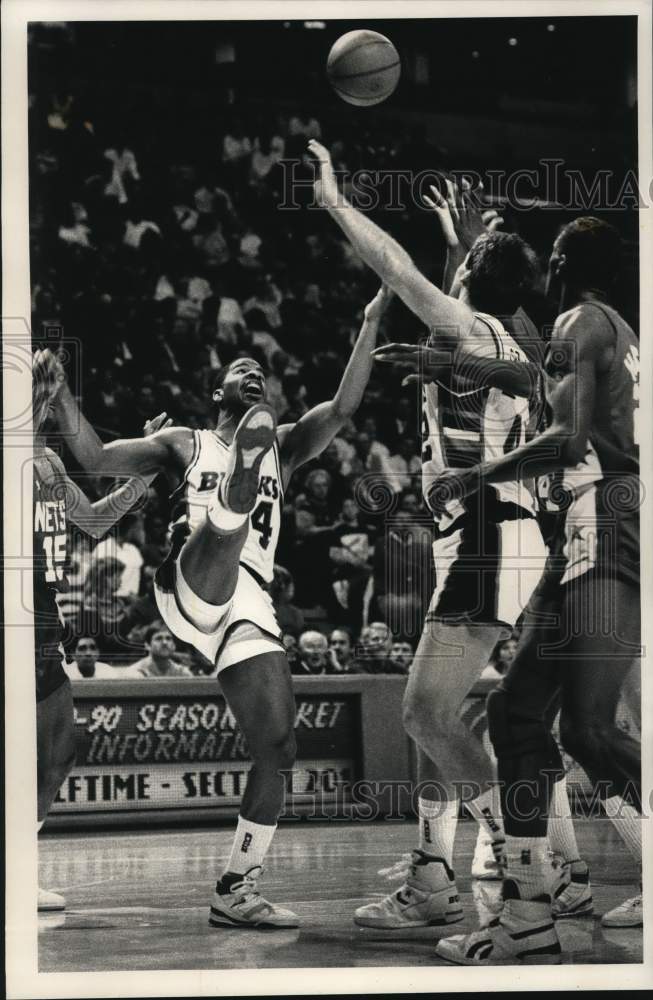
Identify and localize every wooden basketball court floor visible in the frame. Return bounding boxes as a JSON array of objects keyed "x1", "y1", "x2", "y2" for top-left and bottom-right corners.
[{"x1": 38, "y1": 819, "x2": 642, "y2": 971}]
